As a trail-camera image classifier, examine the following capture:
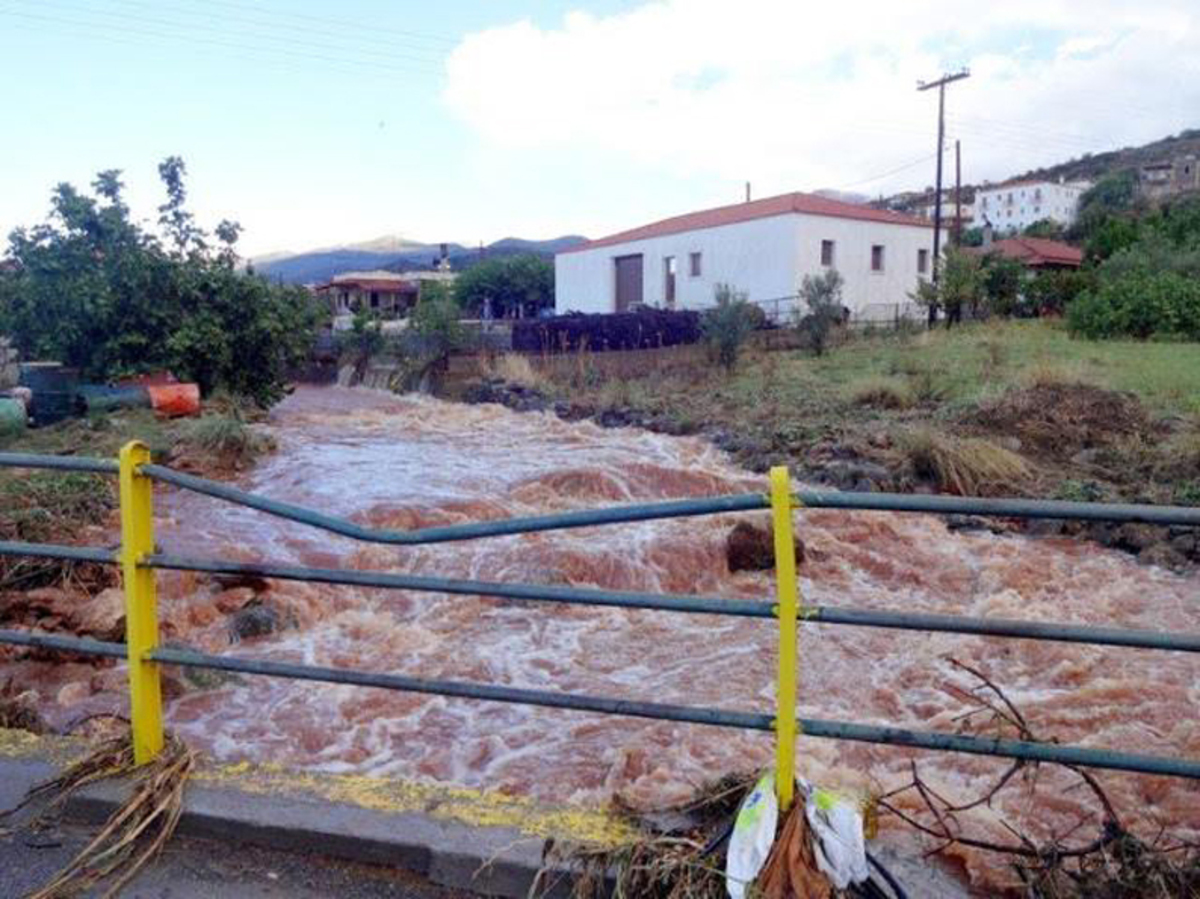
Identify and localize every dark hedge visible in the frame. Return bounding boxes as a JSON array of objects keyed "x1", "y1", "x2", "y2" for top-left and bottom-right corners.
[{"x1": 512, "y1": 308, "x2": 703, "y2": 353}]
